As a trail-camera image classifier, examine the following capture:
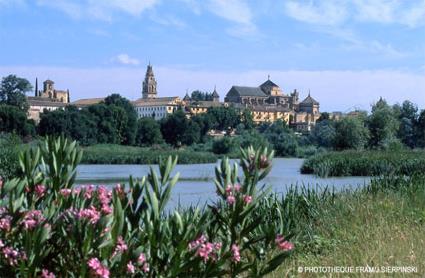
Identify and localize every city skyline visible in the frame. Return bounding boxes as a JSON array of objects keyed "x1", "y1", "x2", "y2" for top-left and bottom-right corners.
[{"x1": 1, "y1": 0, "x2": 424, "y2": 111}]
